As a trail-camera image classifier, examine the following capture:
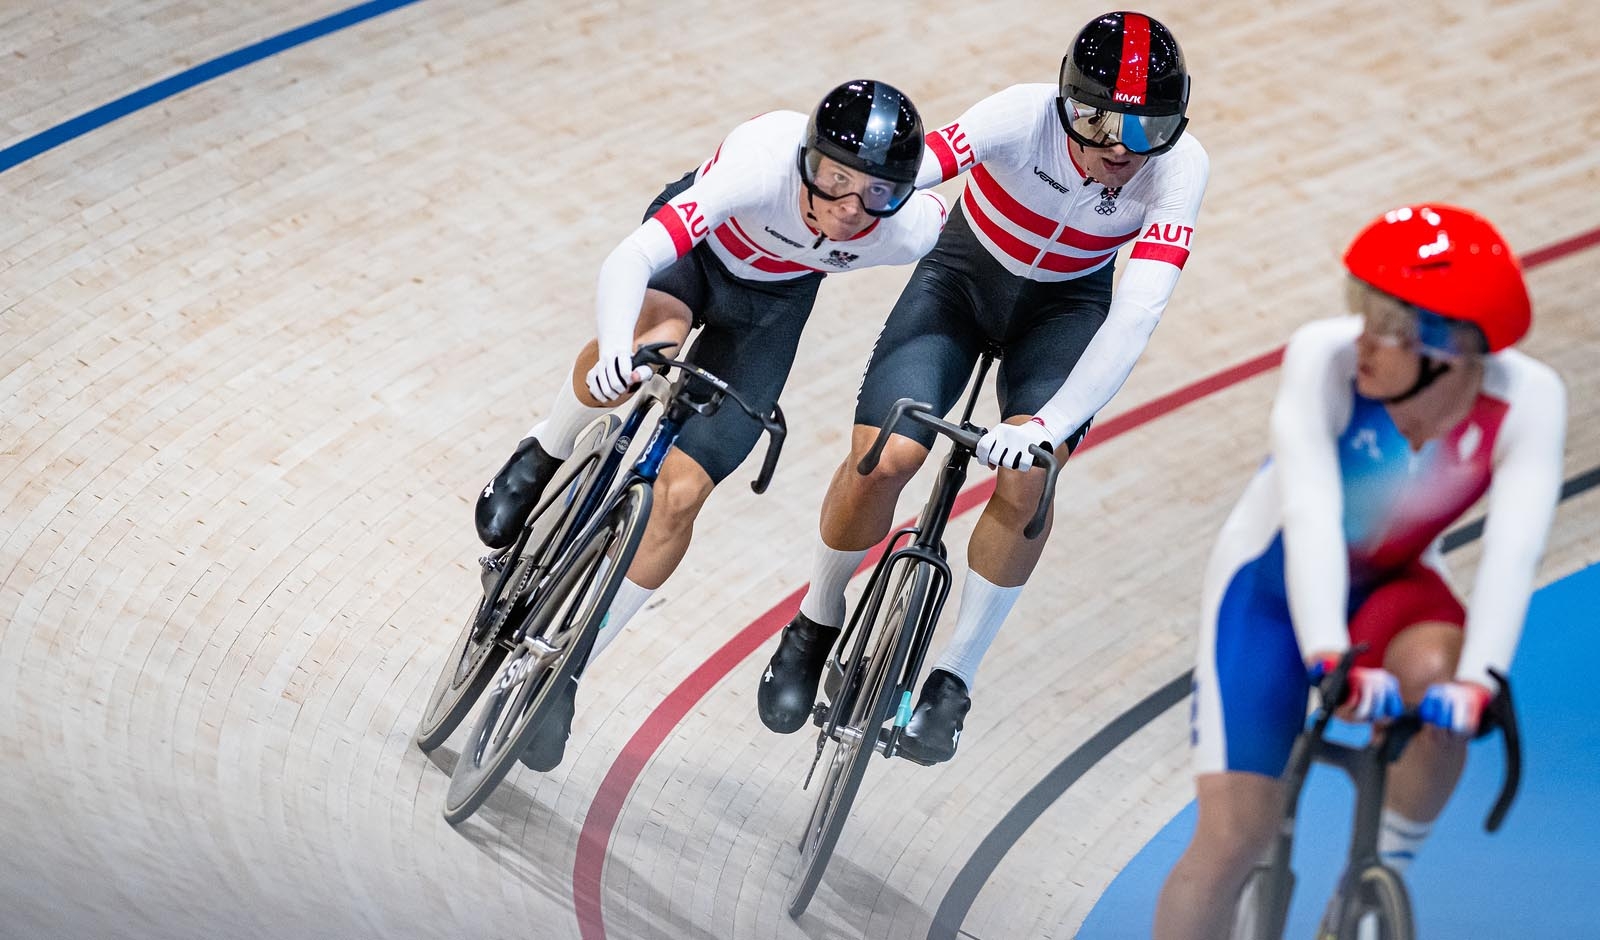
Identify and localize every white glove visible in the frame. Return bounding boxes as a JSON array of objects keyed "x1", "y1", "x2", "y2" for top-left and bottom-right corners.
[
  {"x1": 585, "y1": 348, "x2": 651, "y2": 404},
  {"x1": 975, "y1": 417, "x2": 1054, "y2": 470}
]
